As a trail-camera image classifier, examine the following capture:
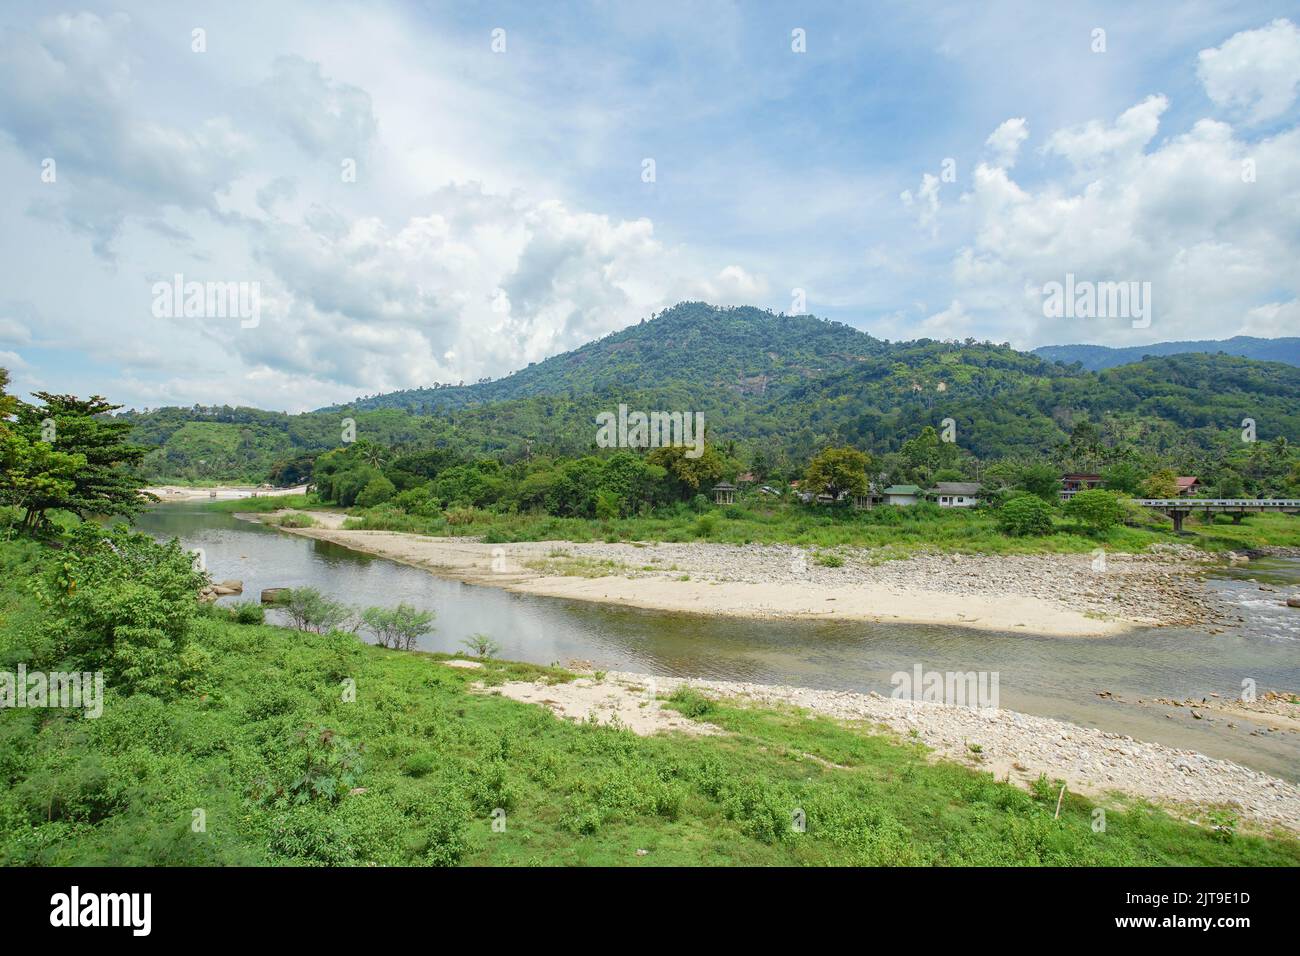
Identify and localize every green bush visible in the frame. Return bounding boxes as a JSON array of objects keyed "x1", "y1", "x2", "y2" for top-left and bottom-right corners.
[
  {"x1": 355, "y1": 475, "x2": 397, "y2": 508},
  {"x1": 279, "y1": 588, "x2": 355, "y2": 634},
  {"x1": 1063, "y1": 489, "x2": 1124, "y2": 533},
  {"x1": 43, "y1": 524, "x2": 205, "y2": 696},
  {"x1": 997, "y1": 494, "x2": 1056, "y2": 536},
  {"x1": 361, "y1": 603, "x2": 434, "y2": 650}
]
